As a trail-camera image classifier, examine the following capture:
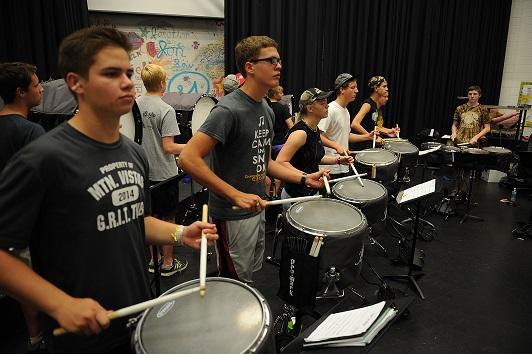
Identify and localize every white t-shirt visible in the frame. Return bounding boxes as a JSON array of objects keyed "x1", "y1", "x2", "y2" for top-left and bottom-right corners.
[{"x1": 318, "y1": 100, "x2": 349, "y2": 174}]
